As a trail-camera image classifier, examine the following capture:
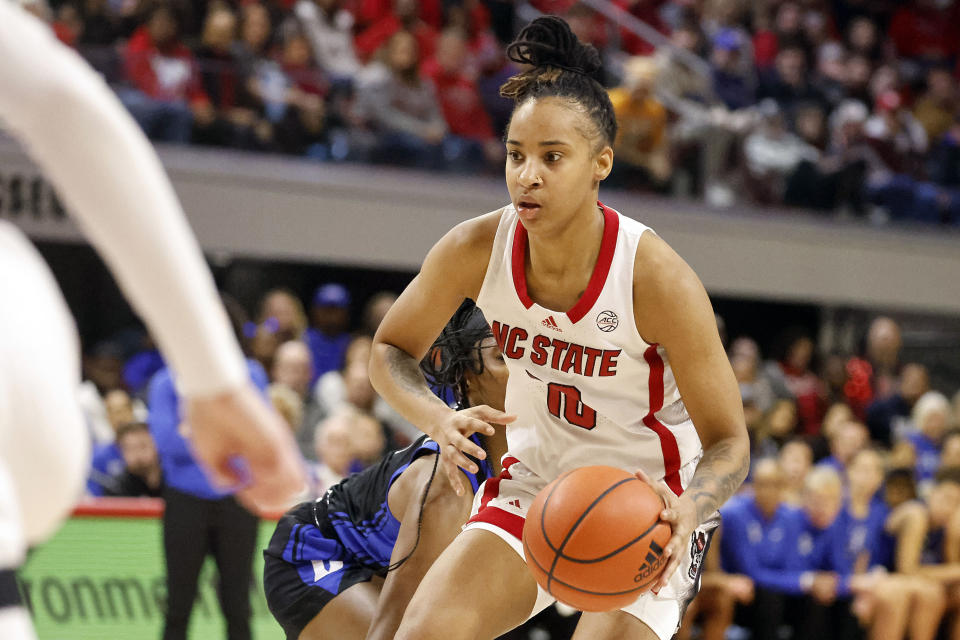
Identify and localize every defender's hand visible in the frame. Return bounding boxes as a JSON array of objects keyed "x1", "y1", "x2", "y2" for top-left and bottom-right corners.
[{"x1": 435, "y1": 406, "x2": 515, "y2": 496}]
